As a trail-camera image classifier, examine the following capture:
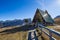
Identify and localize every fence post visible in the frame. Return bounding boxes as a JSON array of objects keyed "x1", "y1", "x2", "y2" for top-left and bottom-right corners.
[
  {"x1": 49, "y1": 31, "x2": 53, "y2": 40},
  {"x1": 38, "y1": 23, "x2": 42, "y2": 37}
]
